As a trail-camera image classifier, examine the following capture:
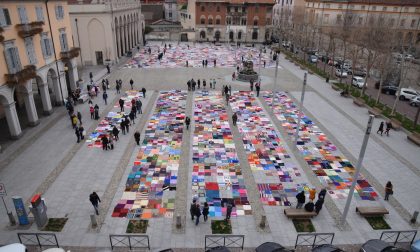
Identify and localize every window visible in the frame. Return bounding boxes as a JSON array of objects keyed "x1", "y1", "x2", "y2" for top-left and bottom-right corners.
[
  {"x1": 201, "y1": 17, "x2": 205, "y2": 24},
  {"x1": 336, "y1": 14, "x2": 342, "y2": 24},
  {"x1": 389, "y1": 18, "x2": 395, "y2": 26},
  {"x1": 326, "y1": 4, "x2": 330, "y2": 8},
  {"x1": 0, "y1": 8, "x2": 12, "y2": 26},
  {"x1": 242, "y1": 7, "x2": 246, "y2": 12},
  {"x1": 400, "y1": 19, "x2": 406, "y2": 27},
  {"x1": 324, "y1": 14, "x2": 329, "y2": 23},
  {"x1": 393, "y1": 7, "x2": 398, "y2": 12},
  {"x1": 216, "y1": 5, "x2": 220, "y2": 12},
  {"x1": 338, "y1": 4, "x2": 343, "y2": 9},
  {"x1": 55, "y1": 5, "x2": 64, "y2": 19},
  {"x1": 371, "y1": 6, "x2": 376, "y2": 11},
  {"x1": 4, "y1": 41, "x2": 22, "y2": 74},
  {"x1": 252, "y1": 30, "x2": 258, "y2": 40},
  {"x1": 238, "y1": 31, "x2": 242, "y2": 40},
  {"x1": 208, "y1": 17, "x2": 213, "y2": 24},
  {"x1": 241, "y1": 18, "x2": 246, "y2": 25},
  {"x1": 24, "y1": 37, "x2": 37, "y2": 65},
  {"x1": 411, "y1": 19, "x2": 416, "y2": 28},
  {"x1": 235, "y1": 7, "x2": 238, "y2": 12},
  {"x1": 41, "y1": 33, "x2": 53, "y2": 58},
  {"x1": 59, "y1": 29, "x2": 68, "y2": 52},
  {"x1": 383, "y1": 7, "x2": 387, "y2": 11},
  {"x1": 216, "y1": 18, "x2": 220, "y2": 25},
  {"x1": 253, "y1": 18, "x2": 258, "y2": 26},
  {"x1": 404, "y1": 7, "x2": 409, "y2": 12},
  {"x1": 35, "y1": 6, "x2": 44, "y2": 21},
  {"x1": 361, "y1": 5, "x2": 365, "y2": 10},
  {"x1": 169, "y1": 12, "x2": 172, "y2": 18},
  {"x1": 226, "y1": 17, "x2": 231, "y2": 25},
  {"x1": 17, "y1": 6, "x2": 28, "y2": 24},
  {"x1": 358, "y1": 17, "x2": 363, "y2": 25}
]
